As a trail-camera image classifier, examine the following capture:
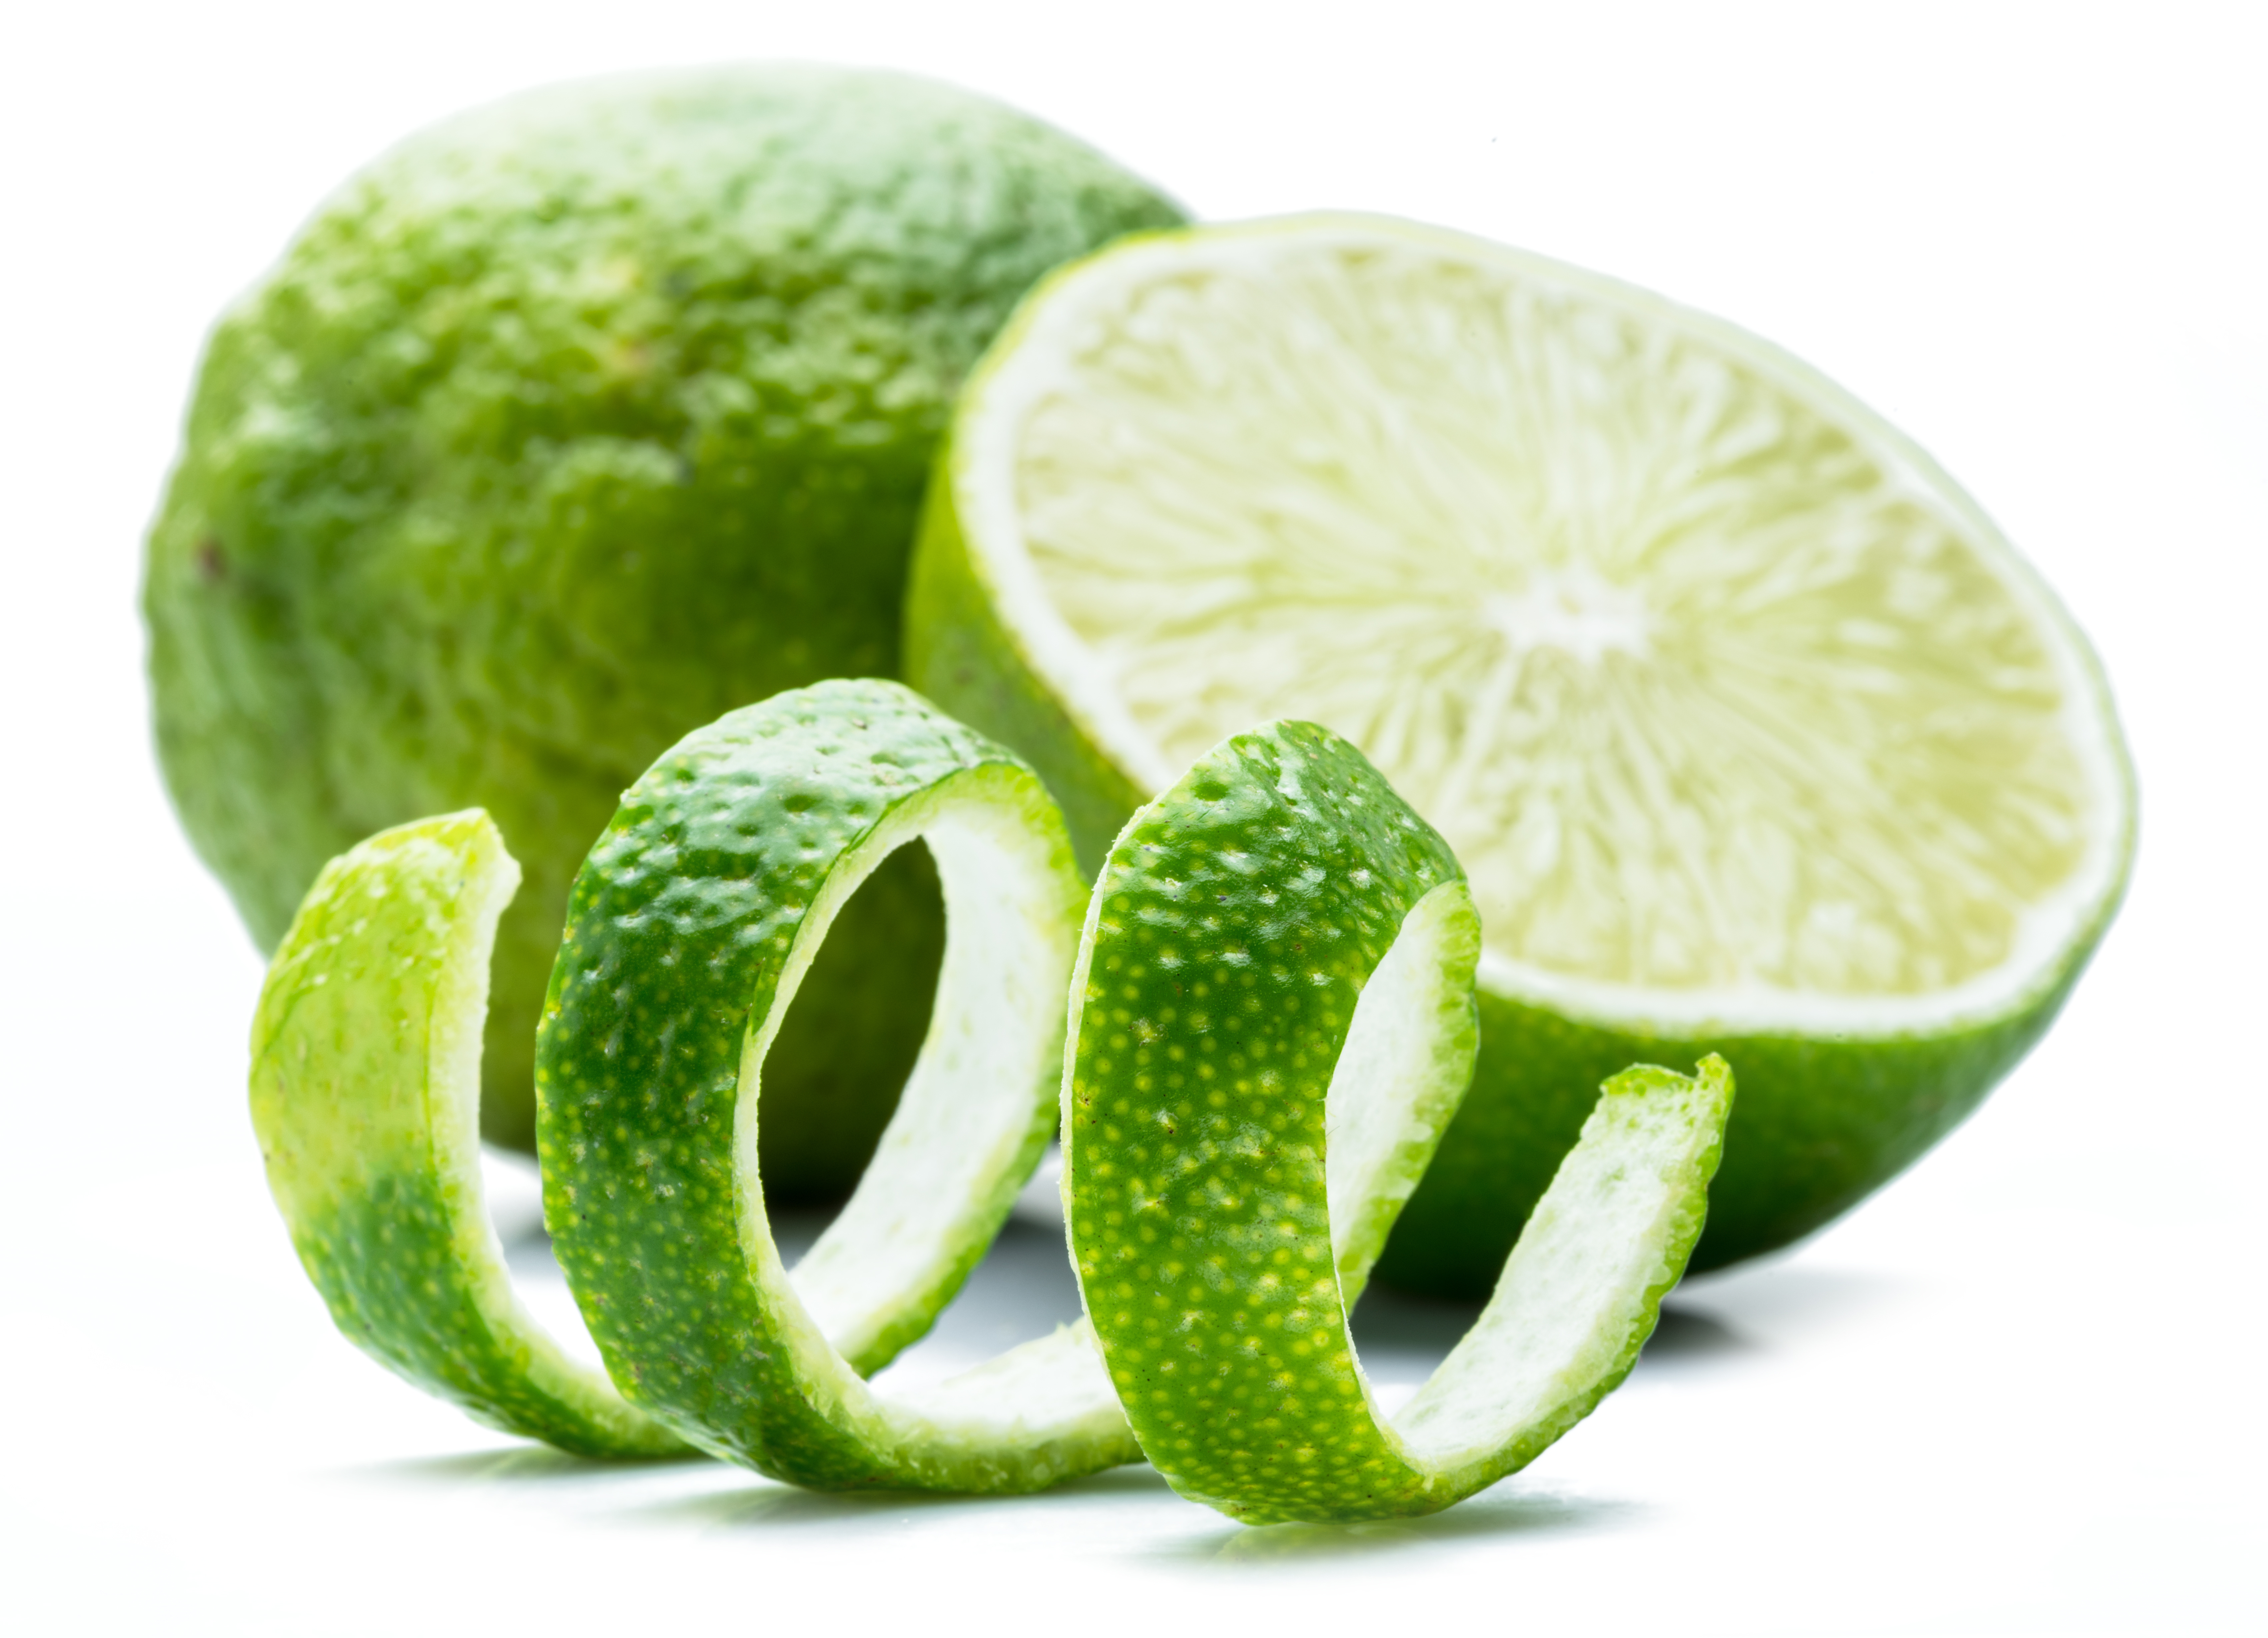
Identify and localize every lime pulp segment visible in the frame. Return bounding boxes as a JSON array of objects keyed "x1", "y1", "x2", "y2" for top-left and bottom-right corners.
[{"x1": 951, "y1": 214, "x2": 2134, "y2": 1036}]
